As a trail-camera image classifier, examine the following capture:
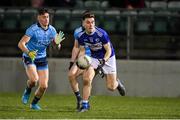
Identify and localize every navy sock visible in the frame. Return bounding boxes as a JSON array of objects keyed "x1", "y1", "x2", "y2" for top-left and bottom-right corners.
[
  {"x1": 31, "y1": 96, "x2": 40, "y2": 105},
  {"x1": 74, "y1": 91, "x2": 81, "y2": 101},
  {"x1": 26, "y1": 87, "x2": 31, "y2": 94}
]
